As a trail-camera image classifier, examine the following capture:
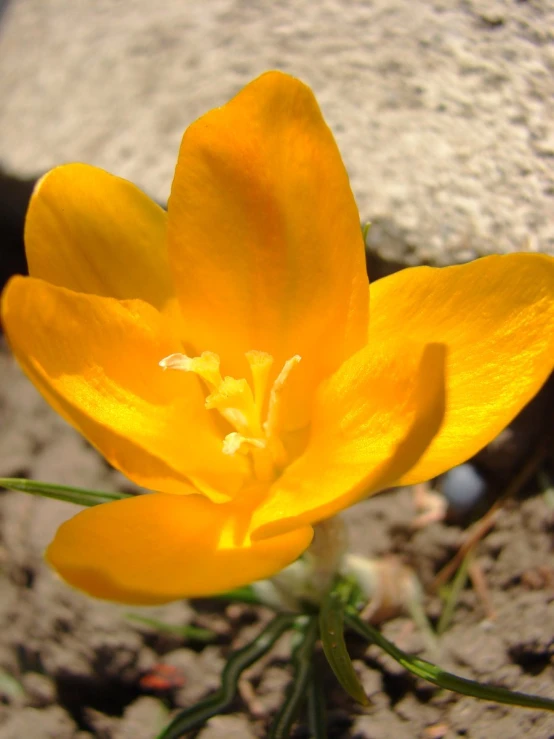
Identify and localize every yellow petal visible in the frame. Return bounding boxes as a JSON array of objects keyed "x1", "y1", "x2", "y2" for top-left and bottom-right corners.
[
  {"x1": 46, "y1": 493, "x2": 314, "y2": 604},
  {"x1": 253, "y1": 341, "x2": 446, "y2": 539},
  {"x1": 168, "y1": 71, "x2": 368, "y2": 428},
  {"x1": 25, "y1": 164, "x2": 174, "y2": 313},
  {"x1": 369, "y1": 253, "x2": 554, "y2": 486},
  {"x1": 1, "y1": 276, "x2": 246, "y2": 499}
]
